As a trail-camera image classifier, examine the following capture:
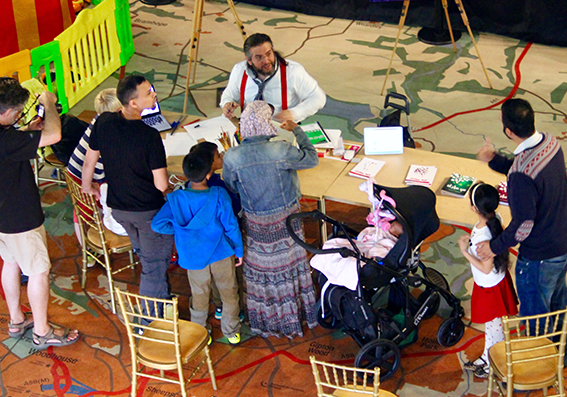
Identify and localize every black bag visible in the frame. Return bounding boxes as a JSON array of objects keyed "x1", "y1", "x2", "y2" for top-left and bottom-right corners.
[
  {"x1": 380, "y1": 92, "x2": 415, "y2": 149},
  {"x1": 380, "y1": 109, "x2": 415, "y2": 149},
  {"x1": 51, "y1": 114, "x2": 89, "y2": 165},
  {"x1": 323, "y1": 282, "x2": 378, "y2": 341}
]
